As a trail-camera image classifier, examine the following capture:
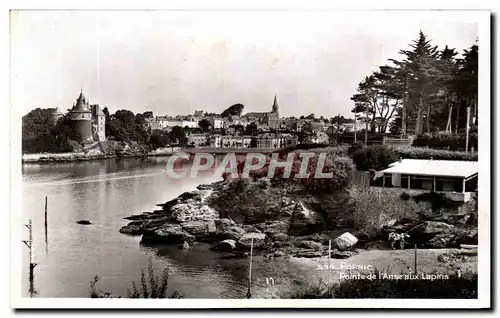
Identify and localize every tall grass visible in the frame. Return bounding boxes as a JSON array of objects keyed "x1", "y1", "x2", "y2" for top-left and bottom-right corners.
[
  {"x1": 346, "y1": 186, "x2": 424, "y2": 238},
  {"x1": 89, "y1": 258, "x2": 183, "y2": 298}
]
